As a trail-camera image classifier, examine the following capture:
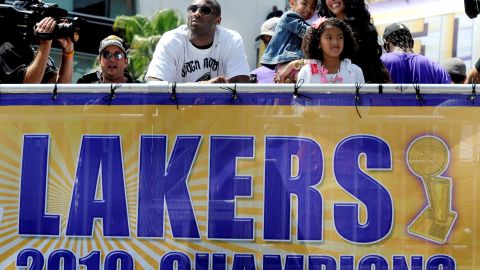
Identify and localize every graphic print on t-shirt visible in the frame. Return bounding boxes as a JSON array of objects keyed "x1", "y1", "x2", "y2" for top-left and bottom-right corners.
[{"x1": 182, "y1": 57, "x2": 219, "y2": 82}]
